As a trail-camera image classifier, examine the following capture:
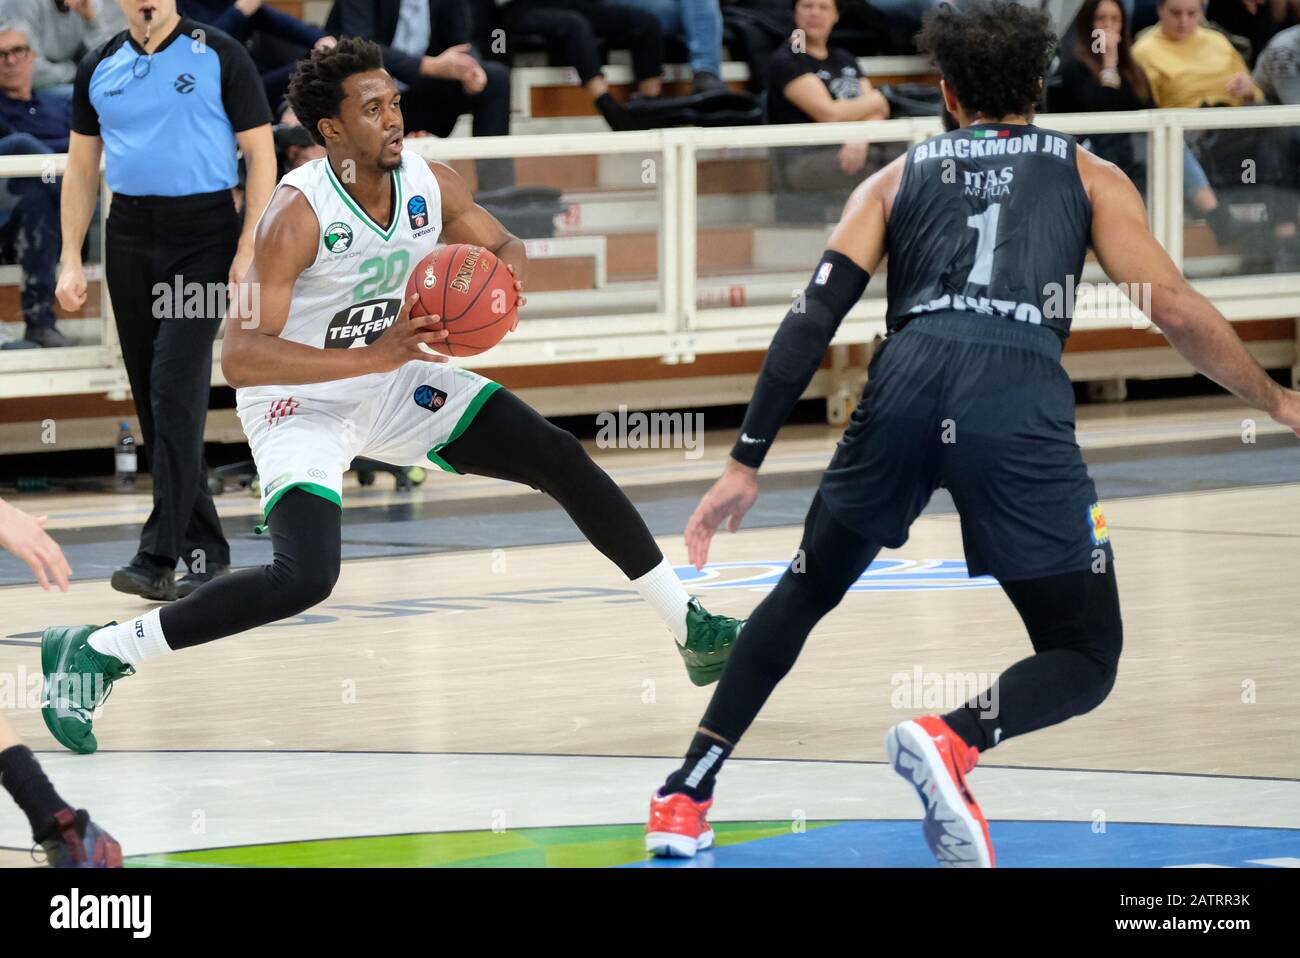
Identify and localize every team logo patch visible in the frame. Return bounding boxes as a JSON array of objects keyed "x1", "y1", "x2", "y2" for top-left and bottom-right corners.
[
  {"x1": 324, "y1": 222, "x2": 353, "y2": 253},
  {"x1": 422, "y1": 264, "x2": 436, "y2": 289},
  {"x1": 407, "y1": 195, "x2": 428, "y2": 230},
  {"x1": 324, "y1": 297, "x2": 400, "y2": 348},
  {"x1": 1088, "y1": 501, "x2": 1110, "y2": 545},
  {"x1": 413, "y1": 385, "x2": 448, "y2": 412}
]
